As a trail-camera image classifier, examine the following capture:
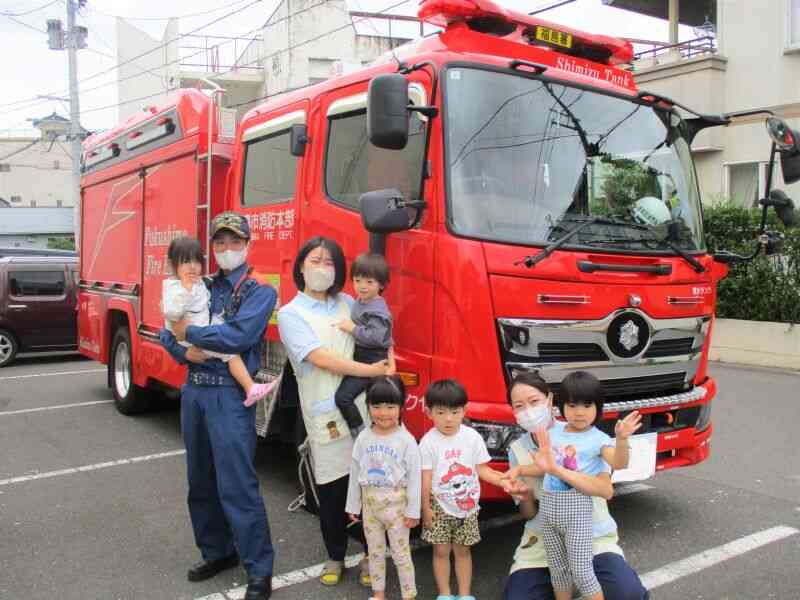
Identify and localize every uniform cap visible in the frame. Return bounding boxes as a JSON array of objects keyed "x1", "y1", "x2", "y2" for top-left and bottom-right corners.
[{"x1": 210, "y1": 211, "x2": 250, "y2": 239}]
